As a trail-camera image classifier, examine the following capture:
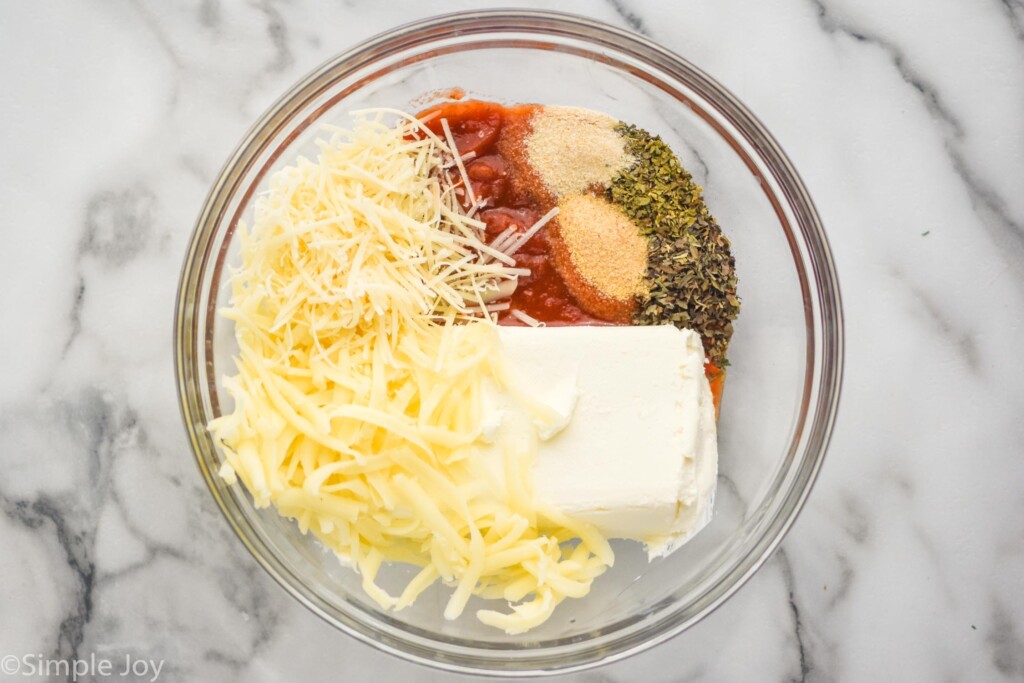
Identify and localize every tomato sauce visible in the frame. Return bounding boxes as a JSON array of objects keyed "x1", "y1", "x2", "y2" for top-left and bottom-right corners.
[
  {"x1": 418, "y1": 100, "x2": 601, "y2": 326},
  {"x1": 416, "y1": 100, "x2": 725, "y2": 408}
]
